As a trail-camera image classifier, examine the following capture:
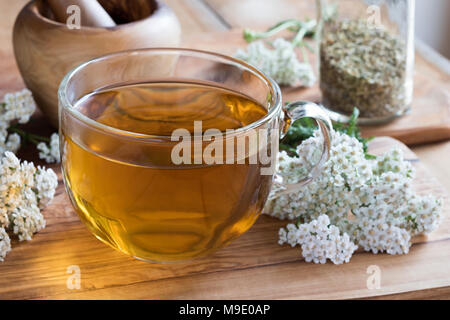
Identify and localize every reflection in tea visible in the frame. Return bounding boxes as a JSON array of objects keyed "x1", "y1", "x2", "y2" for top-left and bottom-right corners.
[{"x1": 62, "y1": 82, "x2": 272, "y2": 262}]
